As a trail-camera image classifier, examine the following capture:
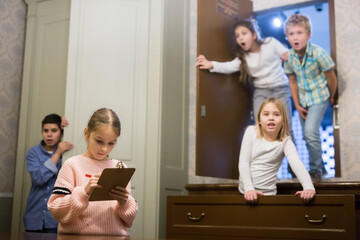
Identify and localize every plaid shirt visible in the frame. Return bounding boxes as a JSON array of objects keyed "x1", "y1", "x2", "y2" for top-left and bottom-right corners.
[{"x1": 284, "y1": 42, "x2": 335, "y2": 107}]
